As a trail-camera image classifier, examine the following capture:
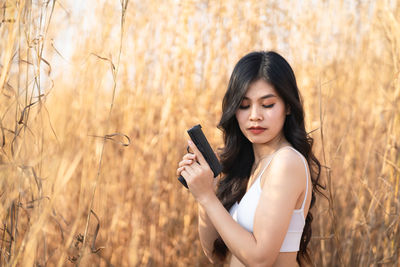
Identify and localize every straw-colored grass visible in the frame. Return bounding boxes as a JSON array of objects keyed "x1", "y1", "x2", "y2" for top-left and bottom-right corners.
[{"x1": 1, "y1": 0, "x2": 399, "y2": 266}]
